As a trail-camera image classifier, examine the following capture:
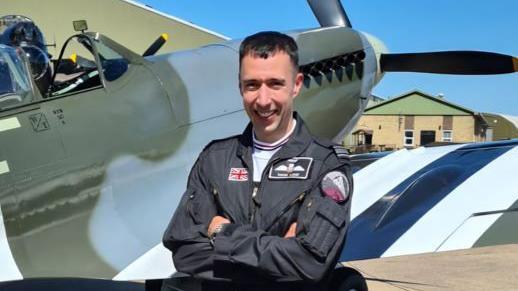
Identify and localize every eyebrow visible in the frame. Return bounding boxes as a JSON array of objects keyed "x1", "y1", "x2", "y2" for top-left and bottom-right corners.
[{"x1": 242, "y1": 78, "x2": 286, "y2": 84}]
